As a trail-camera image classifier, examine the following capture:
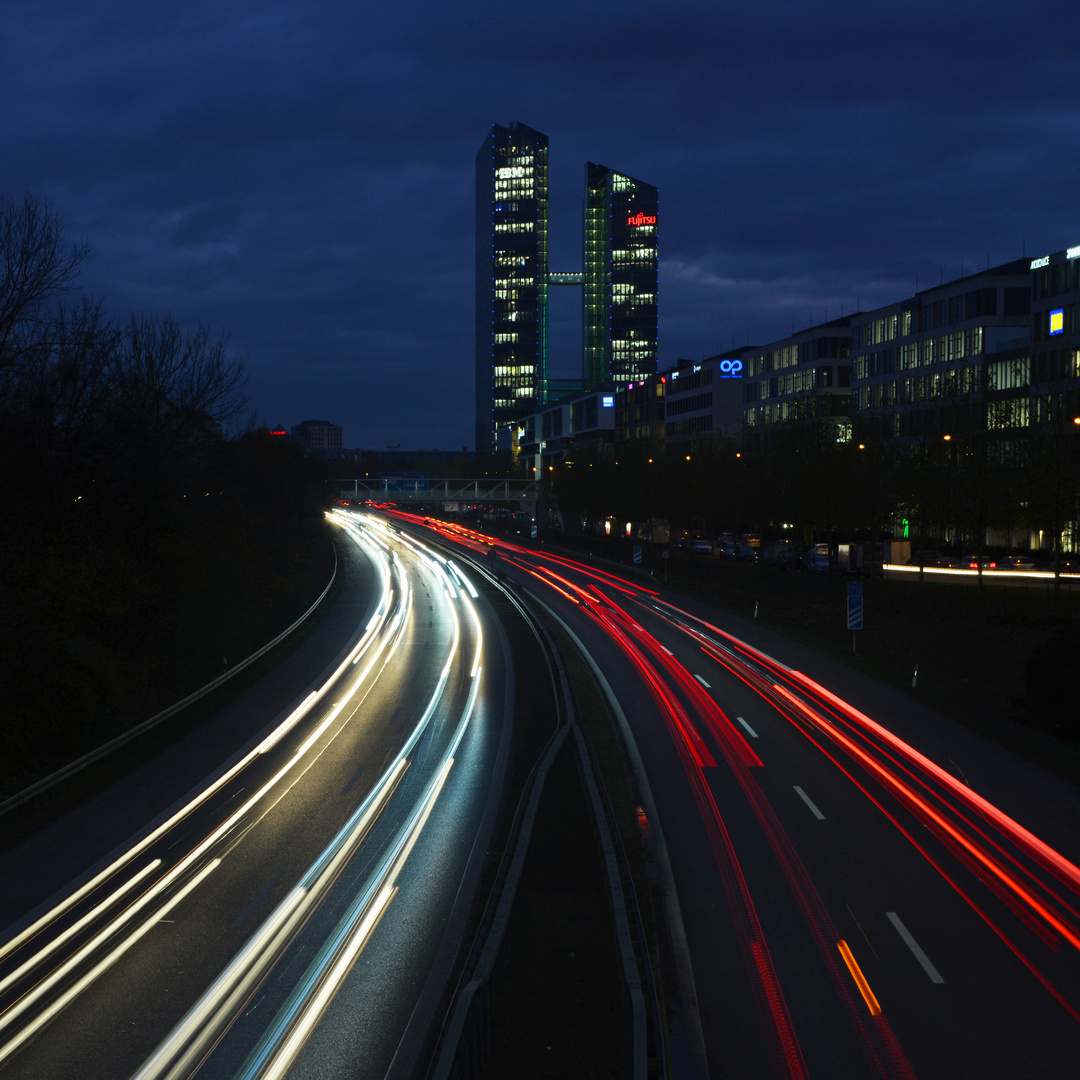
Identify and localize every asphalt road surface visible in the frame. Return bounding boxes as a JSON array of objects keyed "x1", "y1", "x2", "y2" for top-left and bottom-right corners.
[
  {"x1": 396, "y1": 511, "x2": 1080, "y2": 1080},
  {"x1": 0, "y1": 512, "x2": 509, "y2": 1080}
]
